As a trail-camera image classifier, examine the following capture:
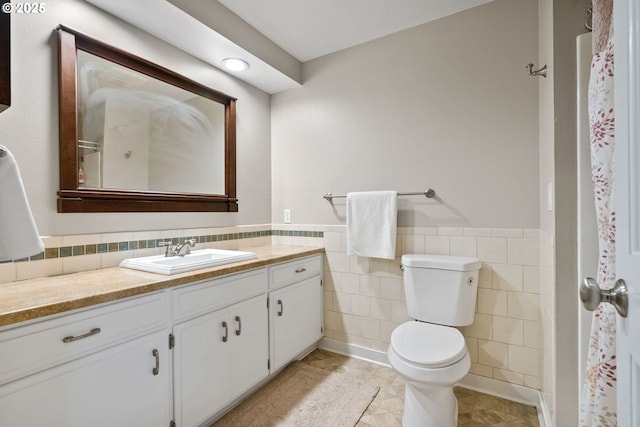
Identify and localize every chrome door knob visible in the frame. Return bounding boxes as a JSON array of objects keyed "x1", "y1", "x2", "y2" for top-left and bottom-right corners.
[{"x1": 580, "y1": 277, "x2": 629, "y2": 317}]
